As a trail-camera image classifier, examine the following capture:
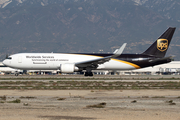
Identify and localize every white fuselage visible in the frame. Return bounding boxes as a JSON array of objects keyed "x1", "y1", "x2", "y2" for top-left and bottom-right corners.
[{"x1": 3, "y1": 53, "x2": 137, "y2": 71}]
